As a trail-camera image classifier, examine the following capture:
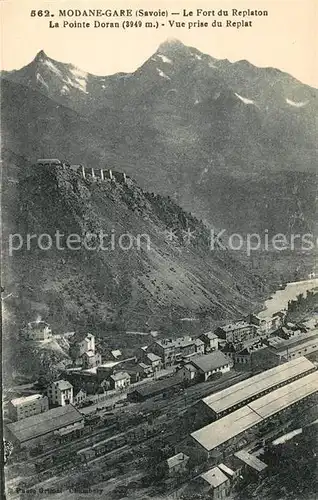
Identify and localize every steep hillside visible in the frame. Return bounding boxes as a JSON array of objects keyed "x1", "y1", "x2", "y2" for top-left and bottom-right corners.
[
  {"x1": 5, "y1": 162, "x2": 264, "y2": 339},
  {"x1": 1, "y1": 40, "x2": 317, "y2": 235}
]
